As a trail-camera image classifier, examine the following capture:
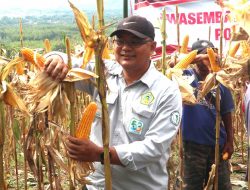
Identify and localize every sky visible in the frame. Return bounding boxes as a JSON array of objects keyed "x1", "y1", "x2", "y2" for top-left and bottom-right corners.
[{"x1": 0, "y1": 0, "x2": 124, "y2": 10}]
